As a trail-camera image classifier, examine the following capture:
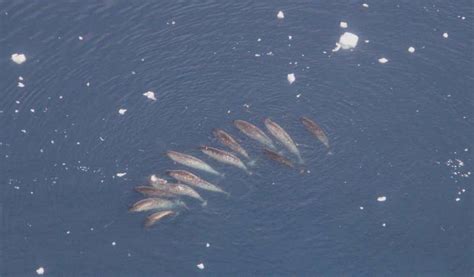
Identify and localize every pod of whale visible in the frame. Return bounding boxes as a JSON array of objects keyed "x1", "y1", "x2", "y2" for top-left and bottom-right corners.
[{"x1": 129, "y1": 116, "x2": 330, "y2": 227}]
